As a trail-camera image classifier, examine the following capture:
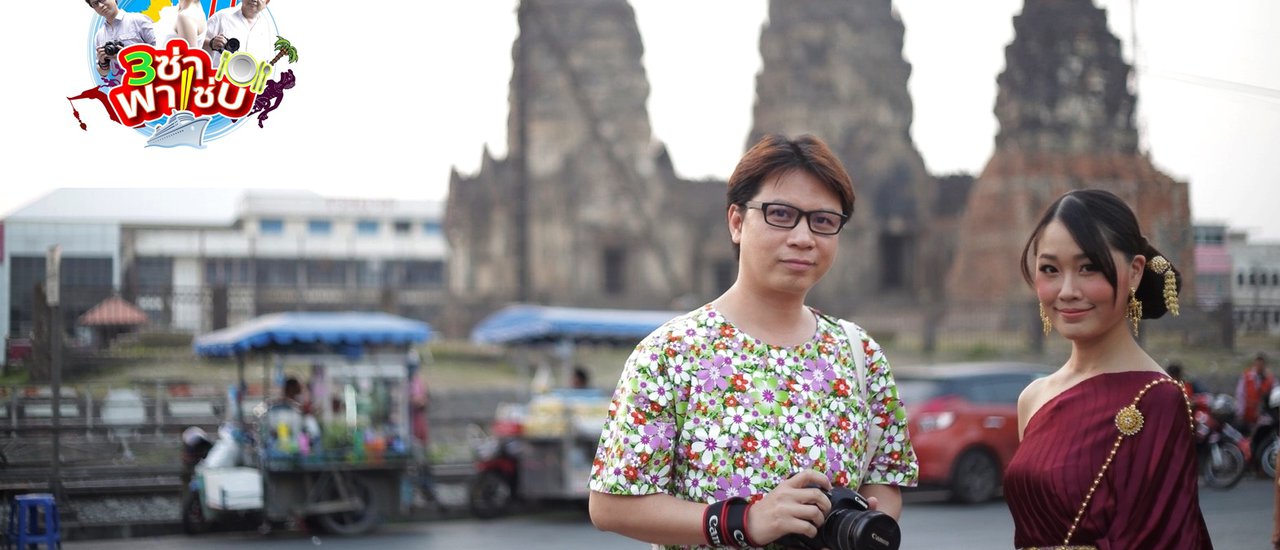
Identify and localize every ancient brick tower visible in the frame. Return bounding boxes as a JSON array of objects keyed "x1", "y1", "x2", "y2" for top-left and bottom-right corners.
[
  {"x1": 444, "y1": 0, "x2": 953, "y2": 329},
  {"x1": 445, "y1": 0, "x2": 730, "y2": 329},
  {"x1": 944, "y1": 0, "x2": 1194, "y2": 324},
  {"x1": 749, "y1": 0, "x2": 940, "y2": 313}
]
